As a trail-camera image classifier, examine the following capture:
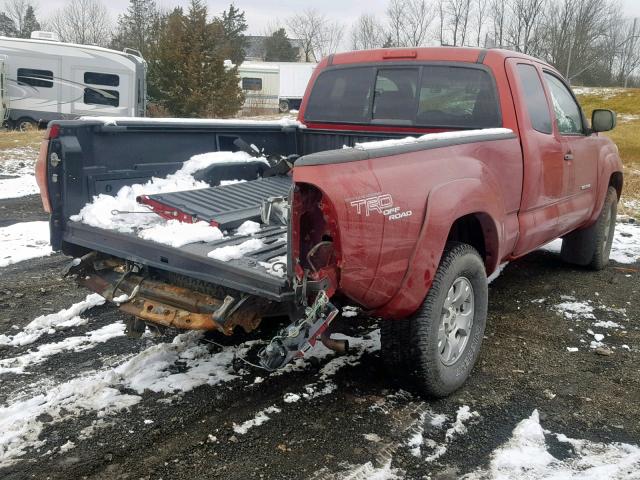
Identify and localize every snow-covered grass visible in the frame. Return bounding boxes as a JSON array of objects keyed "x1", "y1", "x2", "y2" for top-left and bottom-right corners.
[
  {"x1": 464, "y1": 410, "x2": 640, "y2": 479},
  {"x1": 0, "y1": 131, "x2": 41, "y2": 200},
  {"x1": 352, "y1": 128, "x2": 513, "y2": 151},
  {"x1": 0, "y1": 293, "x2": 105, "y2": 347},
  {"x1": 0, "y1": 221, "x2": 52, "y2": 267}
]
